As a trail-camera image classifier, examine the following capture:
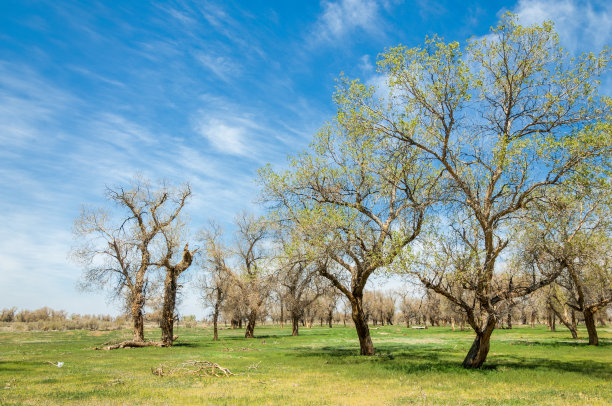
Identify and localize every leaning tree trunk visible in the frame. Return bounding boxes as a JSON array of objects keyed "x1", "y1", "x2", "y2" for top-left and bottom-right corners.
[
  {"x1": 462, "y1": 315, "x2": 496, "y2": 369},
  {"x1": 245, "y1": 310, "x2": 257, "y2": 338},
  {"x1": 131, "y1": 291, "x2": 145, "y2": 342},
  {"x1": 351, "y1": 297, "x2": 375, "y2": 356},
  {"x1": 551, "y1": 306, "x2": 578, "y2": 339},
  {"x1": 583, "y1": 308, "x2": 599, "y2": 346},
  {"x1": 160, "y1": 271, "x2": 178, "y2": 346}
]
